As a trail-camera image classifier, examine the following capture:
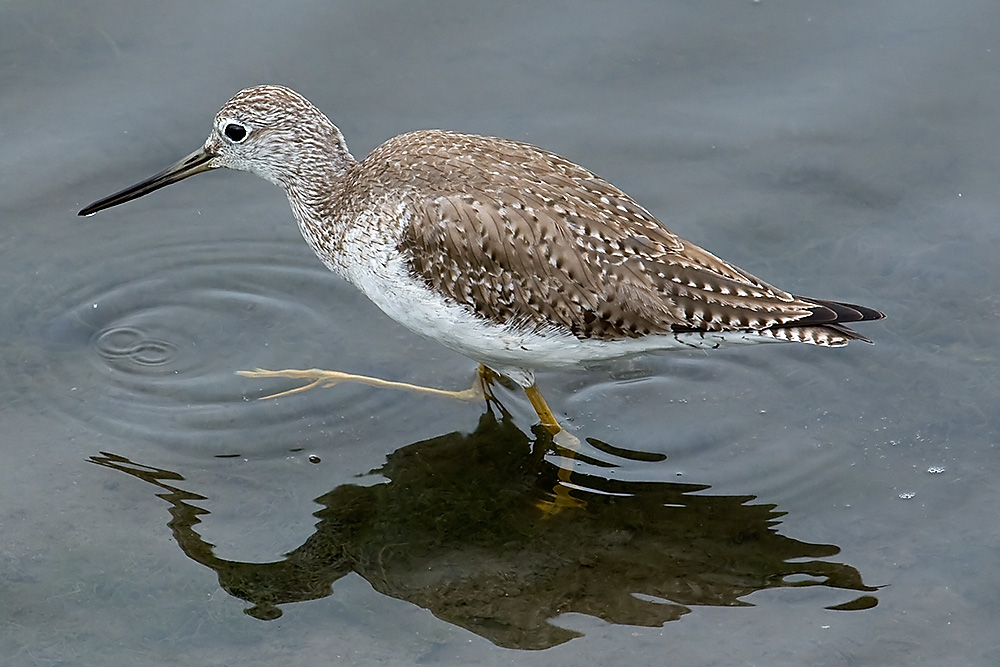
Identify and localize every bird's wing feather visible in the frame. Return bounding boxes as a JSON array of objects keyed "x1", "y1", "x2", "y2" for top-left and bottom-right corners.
[{"x1": 390, "y1": 131, "x2": 821, "y2": 340}]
